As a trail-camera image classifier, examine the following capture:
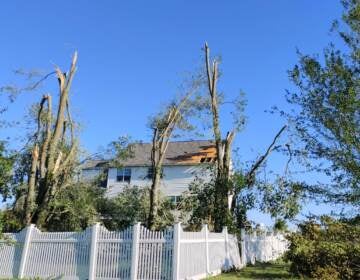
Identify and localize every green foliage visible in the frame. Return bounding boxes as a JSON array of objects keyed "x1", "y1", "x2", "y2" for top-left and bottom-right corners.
[
  {"x1": 285, "y1": 216, "x2": 360, "y2": 279},
  {"x1": 102, "y1": 185, "x2": 175, "y2": 231},
  {"x1": 0, "y1": 209, "x2": 23, "y2": 232},
  {"x1": 180, "y1": 167, "x2": 244, "y2": 232},
  {"x1": 181, "y1": 167, "x2": 302, "y2": 233},
  {"x1": 2, "y1": 182, "x2": 175, "y2": 232},
  {"x1": 284, "y1": 0, "x2": 360, "y2": 207},
  {"x1": 273, "y1": 219, "x2": 288, "y2": 232},
  {"x1": 42, "y1": 183, "x2": 106, "y2": 231},
  {"x1": 0, "y1": 141, "x2": 15, "y2": 201},
  {"x1": 256, "y1": 179, "x2": 304, "y2": 220},
  {"x1": 180, "y1": 172, "x2": 217, "y2": 231},
  {"x1": 107, "y1": 136, "x2": 136, "y2": 168},
  {"x1": 0, "y1": 210, "x2": 19, "y2": 244}
]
